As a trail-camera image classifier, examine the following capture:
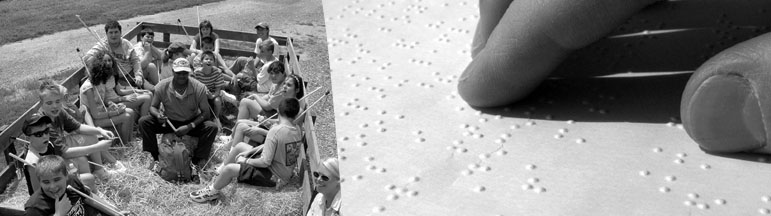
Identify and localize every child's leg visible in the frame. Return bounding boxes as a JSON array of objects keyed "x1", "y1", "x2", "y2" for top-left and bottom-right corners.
[
  {"x1": 237, "y1": 98, "x2": 263, "y2": 120},
  {"x1": 212, "y1": 164, "x2": 240, "y2": 190},
  {"x1": 214, "y1": 97, "x2": 223, "y2": 118},
  {"x1": 243, "y1": 126, "x2": 268, "y2": 144},
  {"x1": 228, "y1": 122, "x2": 249, "y2": 149},
  {"x1": 137, "y1": 93, "x2": 152, "y2": 117},
  {"x1": 78, "y1": 172, "x2": 97, "y2": 194},
  {"x1": 222, "y1": 142, "x2": 253, "y2": 167},
  {"x1": 143, "y1": 63, "x2": 160, "y2": 85}
]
